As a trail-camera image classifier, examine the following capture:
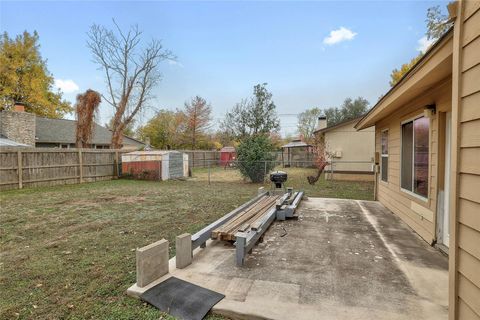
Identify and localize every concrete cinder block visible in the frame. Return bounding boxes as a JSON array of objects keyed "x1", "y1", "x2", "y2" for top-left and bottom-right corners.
[
  {"x1": 176, "y1": 233, "x2": 192, "y2": 269},
  {"x1": 136, "y1": 239, "x2": 169, "y2": 288}
]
